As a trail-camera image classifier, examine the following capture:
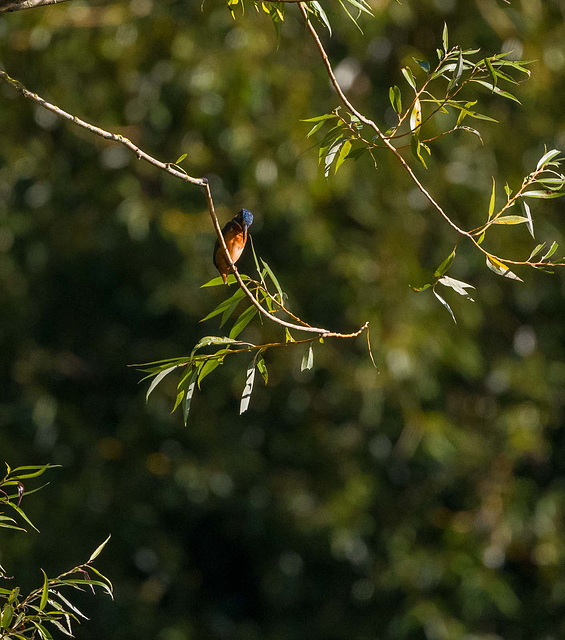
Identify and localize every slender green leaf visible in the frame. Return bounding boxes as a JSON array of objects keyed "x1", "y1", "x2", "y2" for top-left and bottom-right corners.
[
  {"x1": 175, "y1": 153, "x2": 187, "y2": 164},
  {"x1": 520, "y1": 198, "x2": 535, "y2": 238},
  {"x1": 442, "y1": 22, "x2": 448, "y2": 52},
  {"x1": 493, "y1": 215, "x2": 529, "y2": 225},
  {"x1": 389, "y1": 85, "x2": 402, "y2": 114},
  {"x1": 191, "y1": 336, "x2": 244, "y2": 356},
  {"x1": 471, "y1": 79, "x2": 521, "y2": 103},
  {"x1": 523, "y1": 189, "x2": 565, "y2": 199},
  {"x1": 537, "y1": 148, "x2": 561, "y2": 169},
  {"x1": 40, "y1": 570, "x2": 49, "y2": 611},
  {"x1": 542, "y1": 241, "x2": 558, "y2": 261},
  {"x1": 229, "y1": 306, "x2": 258, "y2": 339},
  {"x1": 438, "y1": 275, "x2": 475, "y2": 301},
  {"x1": 528, "y1": 242, "x2": 546, "y2": 261},
  {"x1": 488, "y1": 177, "x2": 496, "y2": 220},
  {"x1": 256, "y1": 354, "x2": 268, "y2": 385},
  {"x1": 260, "y1": 259, "x2": 284, "y2": 302},
  {"x1": 401, "y1": 67, "x2": 417, "y2": 91},
  {"x1": 434, "y1": 247, "x2": 456, "y2": 278},
  {"x1": 88, "y1": 535, "x2": 111, "y2": 563},
  {"x1": 335, "y1": 139, "x2": 352, "y2": 173},
  {"x1": 301, "y1": 113, "x2": 339, "y2": 123},
  {"x1": 311, "y1": 1, "x2": 331, "y2": 35},
  {"x1": 200, "y1": 274, "x2": 249, "y2": 287}
]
